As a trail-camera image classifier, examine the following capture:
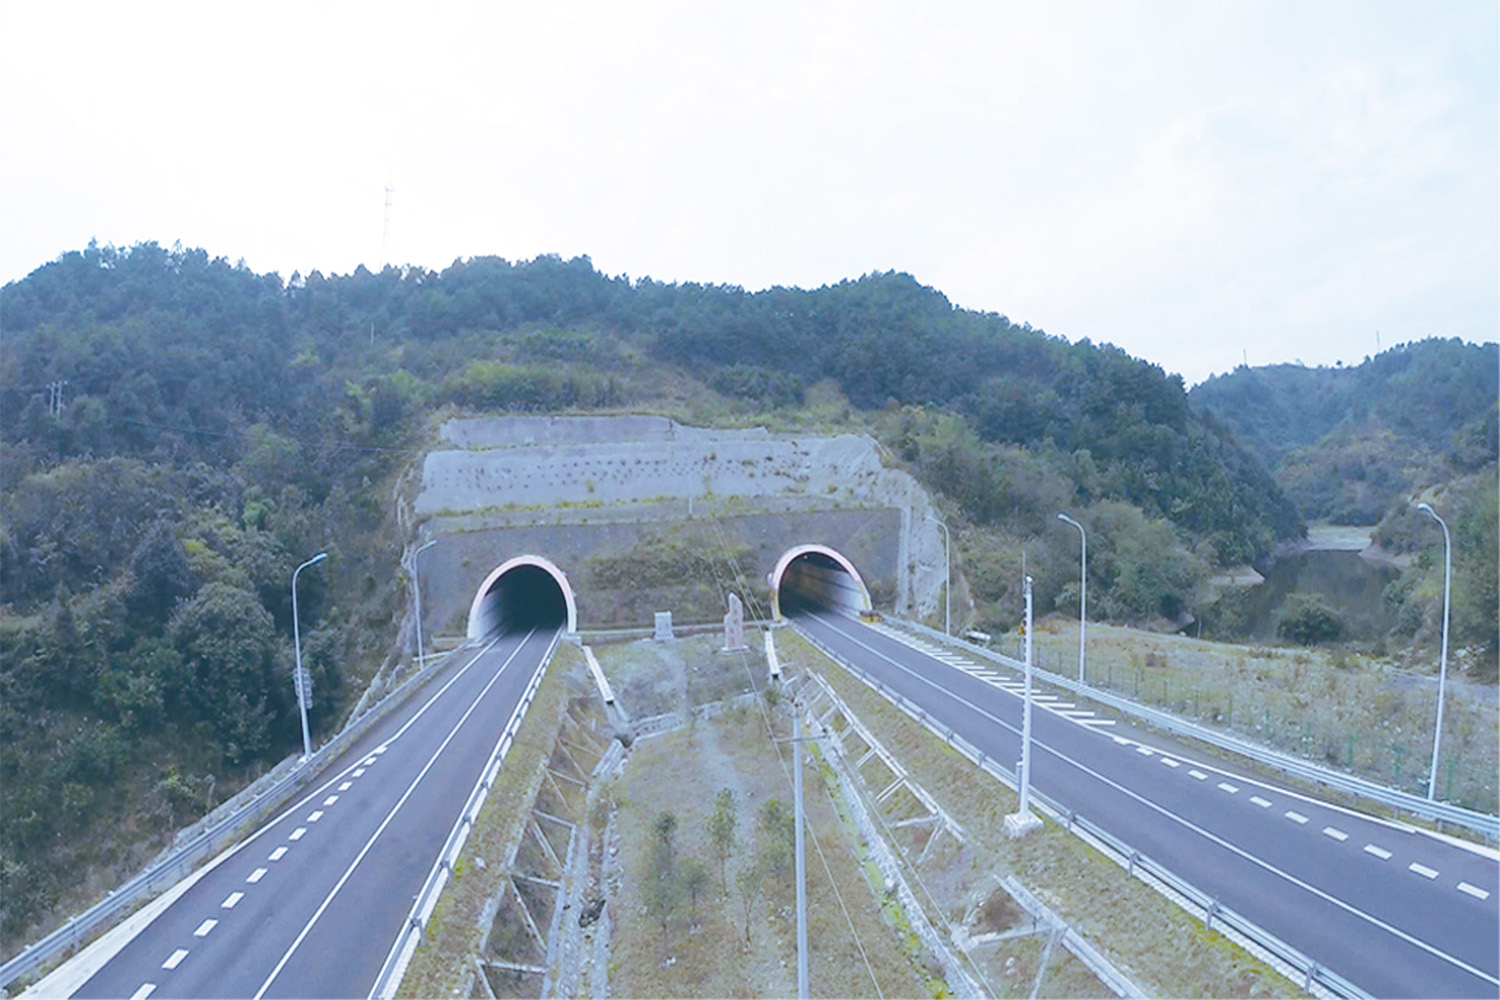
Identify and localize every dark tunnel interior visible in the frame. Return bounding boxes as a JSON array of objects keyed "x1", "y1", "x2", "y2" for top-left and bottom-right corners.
[
  {"x1": 475, "y1": 564, "x2": 569, "y2": 636},
  {"x1": 779, "y1": 551, "x2": 860, "y2": 617}
]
